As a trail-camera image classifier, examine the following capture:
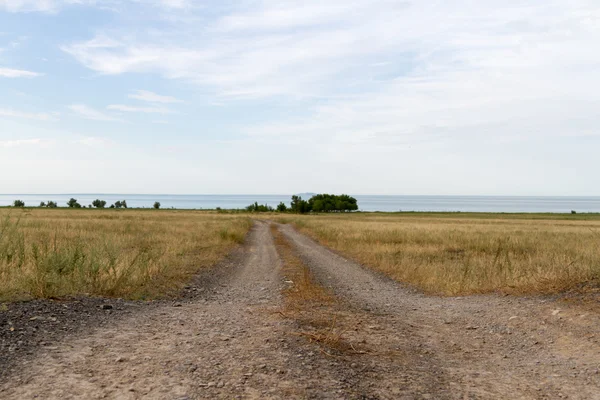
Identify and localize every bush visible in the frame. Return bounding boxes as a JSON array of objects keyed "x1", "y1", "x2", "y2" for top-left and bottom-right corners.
[
  {"x1": 13, "y1": 200, "x2": 25, "y2": 208},
  {"x1": 92, "y1": 199, "x2": 107, "y2": 209},
  {"x1": 39, "y1": 202, "x2": 46, "y2": 207},
  {"x1": 290, "y1": 195, "x2": 310, "y2": 214},
  {"x1": 154, "y1": 202, "x2": 161, "y2": 209},
  {"x1": 67, "y1": 198, "x2": 82, "y2": 208},
  {"x1": 46, "y1": 201, "x2": 57, "y2": 208},
  {"x1": 308, "y1": 194, "x2": 358, "y2": 213},
  {"x1": 115, "y1": 200, "x2": 128, "y2": 209},
  {"x1": 277, "y1": 202, "x2": 288, "y2": 212},
  {"x1": 246, "y1": 202, "x2": 274, "y2": 212}
]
